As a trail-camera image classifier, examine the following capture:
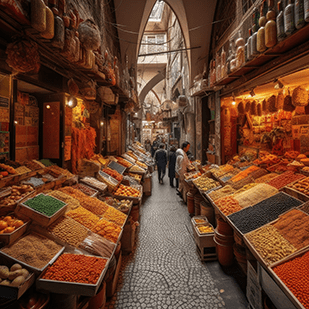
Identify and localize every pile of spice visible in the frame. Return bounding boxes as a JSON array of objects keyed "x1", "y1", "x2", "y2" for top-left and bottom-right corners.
[
  {"x1": 254, "y1": 173, "x2": 278, "y2": 183},
  {"x1": 48, "y1": 216, "x2": 89, "y2": 248},
  {"x1": 287, "y1": 176, "x2": 309, "y2": 195},
  {"x1": 267, "y1": 171, "x2": 305, "y2": 190},
  {"x1": 92, "y1": 219, "x2": 121, "y2": 243},
  {"x1": 48, "y1": 190, "x2": 80, "y2": 211},
  {"x1": 228, "y1": 192, "x2": 303, "y2": 234},
  {"x1": 211, "y1": 164, "x2": 234, "y2": 178},
  {"x1": 79, "y1": 197, "x2": 109, "y2": 216},
  {"x1": 1, "y1": 233, "x2": 63, "y2": 269},
  {"x1": 59, "y1": 187, "x2": 88, "y2": 200},
  {"x1": 80, "y1": 177, "x2": 107, "y2": 192},
  {"x1": 215, "y1": 196, "x2": 242, "y2": 216},
  {"x1": 66, "y1": 206, "x2": 100, "y2": 230},
  {"x1": 23, "y1": 194, "x2": 66, "y2": 217},
  {"x1": 246, "y1": 225, "x2": 297, "y2": 265},
  {"x1": 273, "y1": 251, "x2": 309, "y2": 309},
  {"x1": 233, "y1": 183, "x2": 258, "y2": 196},
  {"x1": 80, "y1": 233, "x2": 115, "y2": 258},
  {"x1": 72, "y1": 183, "x2": 98, "y2": 196},
  {"x1": 208, "y1": 185, "x2": 236, "y2": 202},
  {"x1": 193, "y1": 176, "x2": 220, "y2": 192},
  {"x1": 102, "y1": 206, "x2": 127, "y2": 226},
  {"x1": 229, "y1": 166, "x2": 260, "y2": 183},
  {"x1": 42, "y1": 253, "x2": 107, "y2": 284},
  {"x1": 233, "y1": 183, "x2": 278, "y2": 208},
  {"x1": 102, "y1": 167, "x2": 123, "y2": 182},
  {"x1": 272, "y1": 209, "x2": 309, "y2": 250}
]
